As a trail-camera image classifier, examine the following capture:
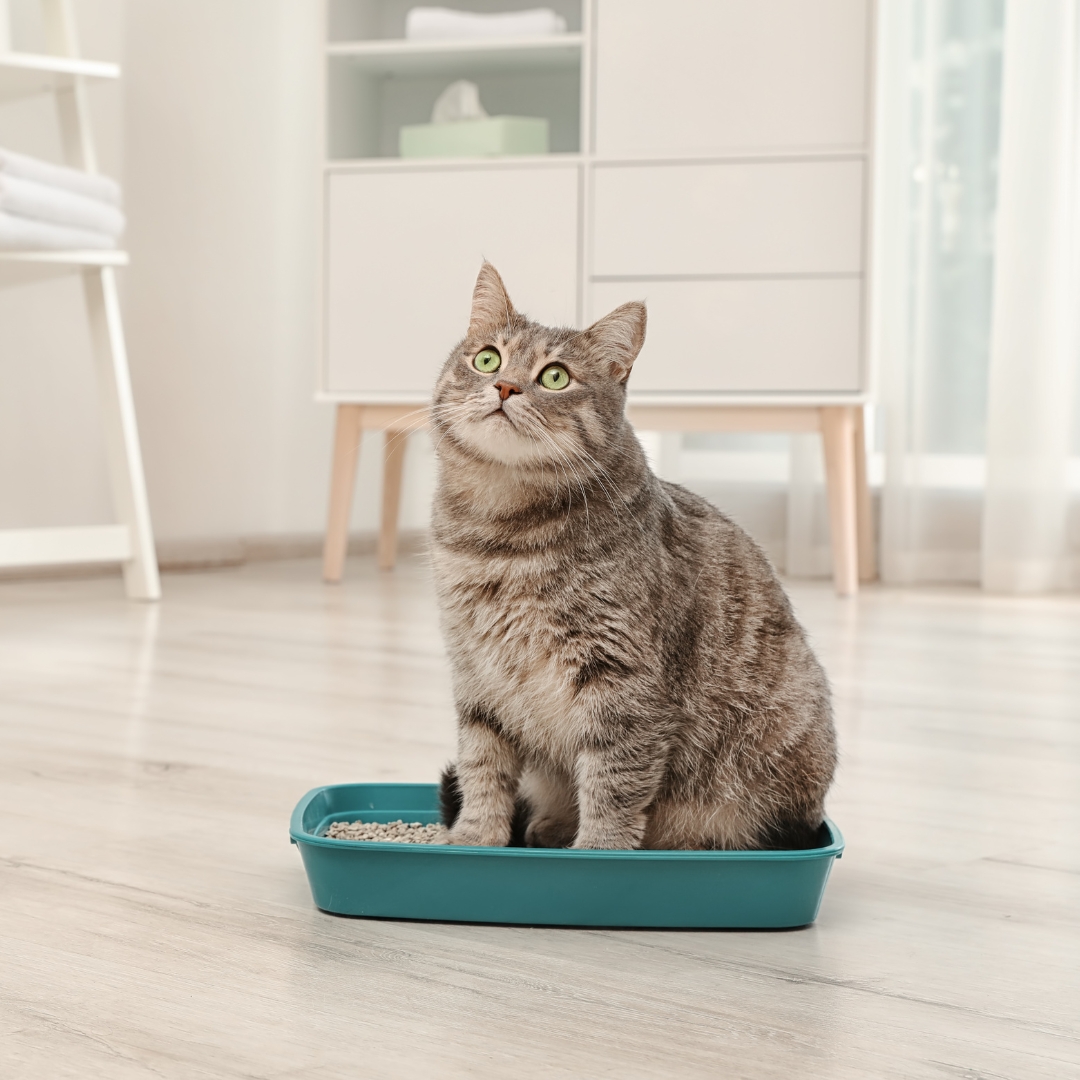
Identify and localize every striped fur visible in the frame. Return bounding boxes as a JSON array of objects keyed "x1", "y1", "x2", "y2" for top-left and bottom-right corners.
[{"x1": 430, "y1": 264, "x2": 836, "y2": 850}]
